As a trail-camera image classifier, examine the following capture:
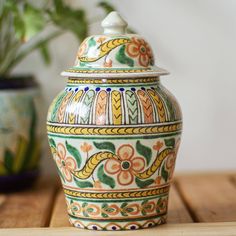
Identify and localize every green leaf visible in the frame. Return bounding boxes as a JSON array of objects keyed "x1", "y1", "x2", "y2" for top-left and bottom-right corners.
[
  {"x1": 164, "y1": 138, "x2": 175, "y2": 148},
  {"x1": 126, "y1": 207, "x2": 134, "y2": 213},
  {"x1": 106, "y1": 208, "x2": 115, "y2": 213},
  {"x1": 116, "y1": 45, "x2": 134, "y2": 67},
  {"x1": 65, "y1": 141, "x2": 82, "y2": 168},
  {"x1": 49, "y1": 138, "x2": 56, "y2": 148},
  {"x1": 121, "y1": 202, "x2": 128, "y2": 209},
  {"x1": 98, "y1": 1, "x2": 115, "y2": 14},
  {"x1": 53, "y1": 0, "x2": 64, "y2": 12},
  {"x1": 136, "y1": 140, "x2": 152, "y2": 165},
  {"x1": 80, "y1": 61, "x2": 87, "y2": 67},
  {"x1": 74, "y1": 177, "x2": 93, "y2": 188},
  {"x1": 49, "y1": 2, "x2": 87, "y2": 41},
  {"x1": 120, "y1": 211, "x2": 128, "y2": 217},
  {"x1": 83, "y1": 210, "x2": 89, "y2": 217},
  {"x1": 141, "y1": 200, "x2": 148, "y2": 206},
  {"x1": 88, "y1": 37, "x2": 96, "y2": 47},
  {"x1": 101, "y1": 212, "x2": 109, "y2": 218},
  {"x1": 82, "y1": 202, "x2": 88, "y2": 208},
  {"x1": 157, "y1": 198, "x2": 162, "y2": 205},
  {"x1": 22, "y1": 3, "x2": 46, "y2": 41},
  {"x1": 39, "y1": 43, "x2": 51, "y2": 65},
  {"x1": 97, "y1": 164, "x2": 115, "y2": 189},
  {"x1": 87, "y1": 208, "x2": 94, "y2": 213},
  {"x1": 13, "y1": 13, "x2": 26, "y2": 41},
  {"x1": 4, "y1": 149, "x2": 14, "y2": 172},
  {"x1": 101, "y1": 203, "x2": 108, "y2": 209},
  {"x1": 135, "y1": 177, "x2": 154, "y2": 188},
  {"x1": 161, "y1": 165, "x2": 169, "y2": 182},
  {"x1": 141, "y1": 209, "x2": 147, "y2": 216},
  {"x1": 93, "y1": 142, "x2": 116, "y2": 153}
]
